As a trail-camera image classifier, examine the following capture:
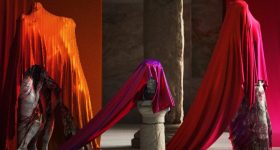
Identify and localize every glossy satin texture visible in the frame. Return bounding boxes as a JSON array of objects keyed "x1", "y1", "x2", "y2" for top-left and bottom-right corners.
[
  {"x1": 167, "y1": 0, "x2": 268, "y2": 149},
  {"x1": 17, "y1": 2, "x2": 97, "y2": 148},
  {"x1": 60, "y1": 59, "x2": 175, "y2": 150}
]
